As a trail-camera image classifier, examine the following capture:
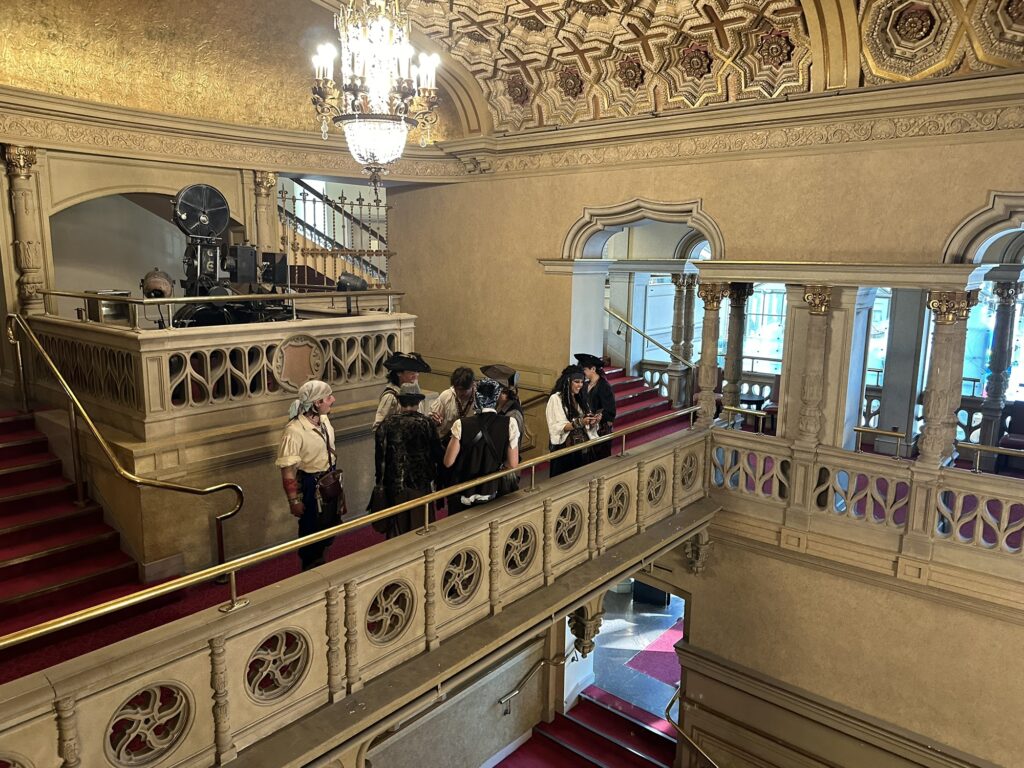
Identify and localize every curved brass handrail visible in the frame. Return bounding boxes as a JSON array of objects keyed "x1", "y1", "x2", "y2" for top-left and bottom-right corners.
[
  {"x1": 665, "y1": 687, "x2": 720, "y2": 768},
  {"x1": 4, "y1": 314, "x2": 244, "y2": 565},
  {"x1": 0, "y1": 397, "x2": 699, "y2": 652},
  {"x1": 605, "y1": 306, "x2": 695, "y2": 368}
]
